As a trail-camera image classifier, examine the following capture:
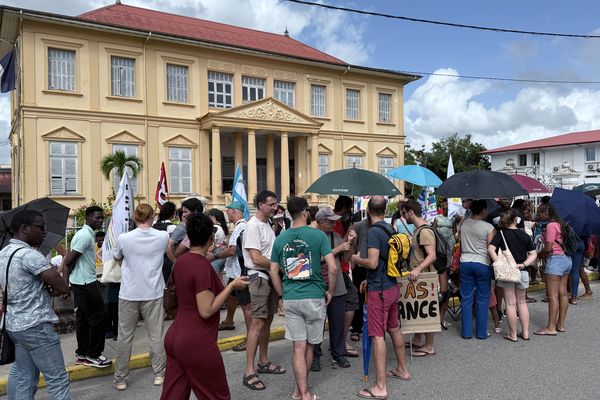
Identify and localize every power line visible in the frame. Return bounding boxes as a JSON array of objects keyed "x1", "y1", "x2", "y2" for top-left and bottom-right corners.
[
  {"x1": 287, "y1": 0, "x2": 600, "y2": 39},
  {"x1": 396, "y1": 70, "x2": 600, "y2": 84}
]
